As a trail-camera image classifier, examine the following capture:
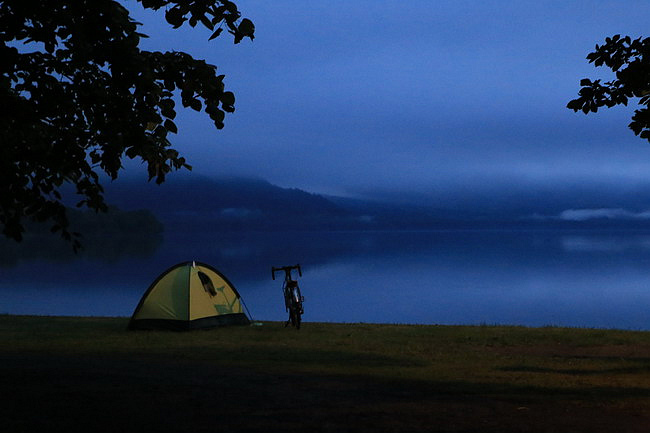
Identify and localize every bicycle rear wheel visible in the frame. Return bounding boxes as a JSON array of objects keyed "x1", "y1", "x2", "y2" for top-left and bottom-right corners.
[
  {"x1": 288, "y1": 305, "x2": 301, "y2": 329},
  {"x1": 295, "y1": 310, "x2": 301, "y2": 329}
]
